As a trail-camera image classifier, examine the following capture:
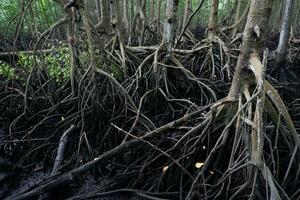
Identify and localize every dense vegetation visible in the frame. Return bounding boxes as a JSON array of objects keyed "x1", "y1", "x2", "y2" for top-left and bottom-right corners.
[{"x1": 0, "y1": 0, "x2": 300, "y2": 199}]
